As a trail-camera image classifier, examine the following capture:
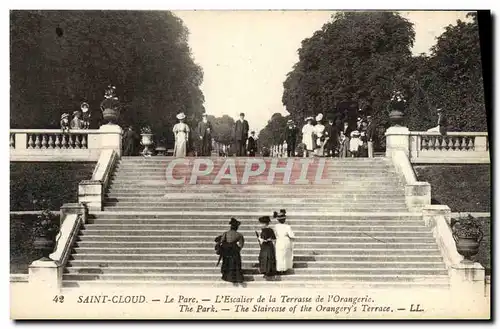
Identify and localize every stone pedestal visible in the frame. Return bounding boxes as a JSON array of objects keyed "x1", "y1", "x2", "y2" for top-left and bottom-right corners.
[
  {"x1": 405, "y1": 182, "x2": 431, "y2": 211},
  {"x1": 78, "y1": 180, "x2": 103, "y2": 212},
  {"x1": 60, "y1": 203, "x2": 88, "y2": 226},
  {"x1": 385, "y1": 126, "x2": 410, "y2": 158},
  {"x1": 451, "y1": 261, "x2": 486, "y2": 300},
  {"x1": 28, "y1": 259, "x2": 62, "y2": 293},
  {"x1": 99, "y1": 124, "x2": 122, "y2": 156}
]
